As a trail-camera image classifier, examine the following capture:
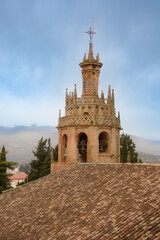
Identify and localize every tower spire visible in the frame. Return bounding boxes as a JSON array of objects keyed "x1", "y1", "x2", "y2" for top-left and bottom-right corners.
[
  {"x1": 85, "y1": 27, "x2": 96, "y2": 60},
  {"x1": 88, "y1": 42, "x2": 94, "y2": 60}
]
